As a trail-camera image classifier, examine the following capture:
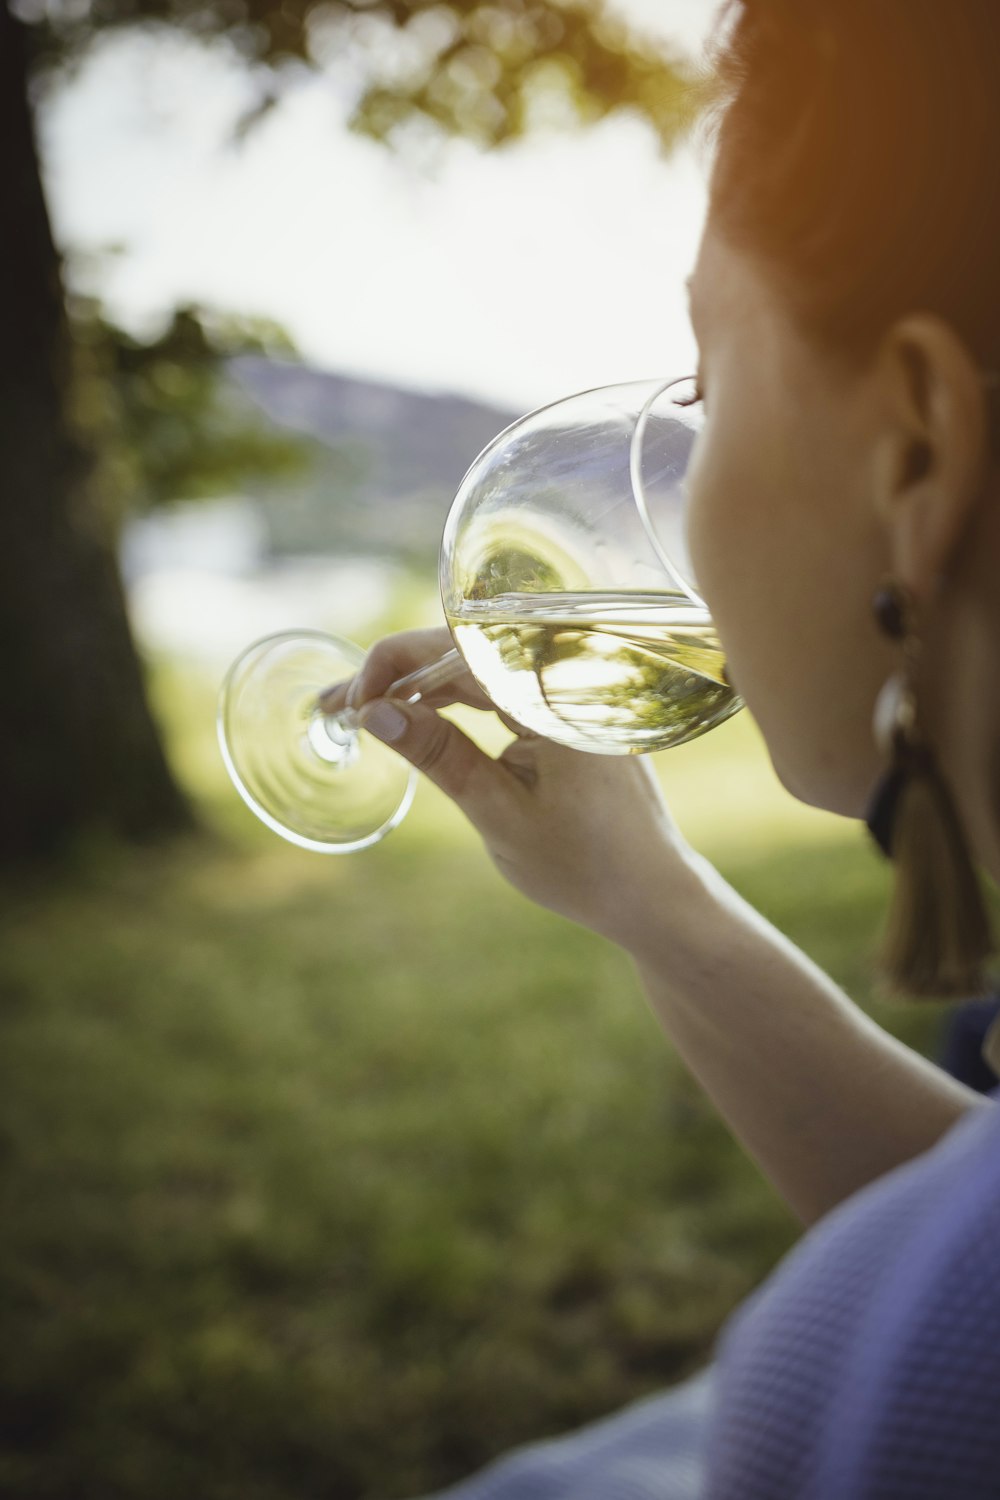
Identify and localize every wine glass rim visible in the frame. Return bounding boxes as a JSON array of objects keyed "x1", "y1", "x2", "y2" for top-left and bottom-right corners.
[
  {"x1": 631, "y1": 377, "x2": 707, "y2": 610},
  {"x1": 455, "y1": 374, "x2": 693, "y2": 479},
  {"x1": 448, "y1": 373, "x2": 697, "y2": 513},
  {"x1": 443, "y1": 374, "x2": 706, "y2": 612}
]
